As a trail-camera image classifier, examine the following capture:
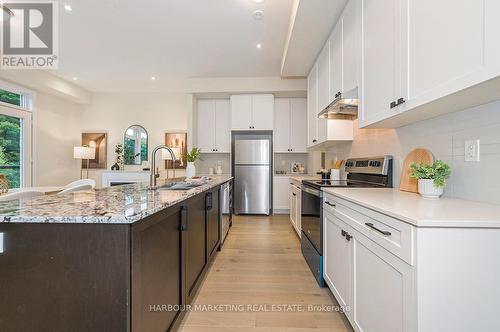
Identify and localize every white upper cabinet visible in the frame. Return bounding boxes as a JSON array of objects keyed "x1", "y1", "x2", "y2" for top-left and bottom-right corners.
[
  {"x1": 275, "y1": 98, "x2": 308, "y2": 153},
  {"x1": 197, "y1": 100, "x2": 217, "y2": 153},
  {"x1": 360, "y1": 0, "x2": 500, "y2": 128},
  {"x1": 290, "y1": 98, "x2": 308, "y2": 153},
  {"x1": 251, "y1": 94, "x2": 274, "y2": 130},
  {"x1": 360, "y1": 0, "x2": 406, "y2": 127},
  {"x1": 274, "y1": 98, "x2": 291, "y2": 153},
  {"x1": 329, "y1": 21, "x2": 343, "y2": 101},
  {"x1": 215, "y1": 100, "x2": 231, "y2": 153},
  {"x1": 408, "y1": 0, "x2": 484, "y2": 101},
  {"x1": 230, "y1": 95, "x2": 253, "y2": 130},
  {"x1": 307, "y1": 65, "x2": 318, "y2": 147},
  {"x1": 342, "y1": 0, "x2": 360, "y2": 94},
  {"x1": 318, "y1": 42, "x2": 331, "y2": 113},
  {"x1": 231, "y1": 94, "x2": 274, "y2": 131},
  {"x1": 197, "y1": 99, "x2": 230, "y2": 153}
]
